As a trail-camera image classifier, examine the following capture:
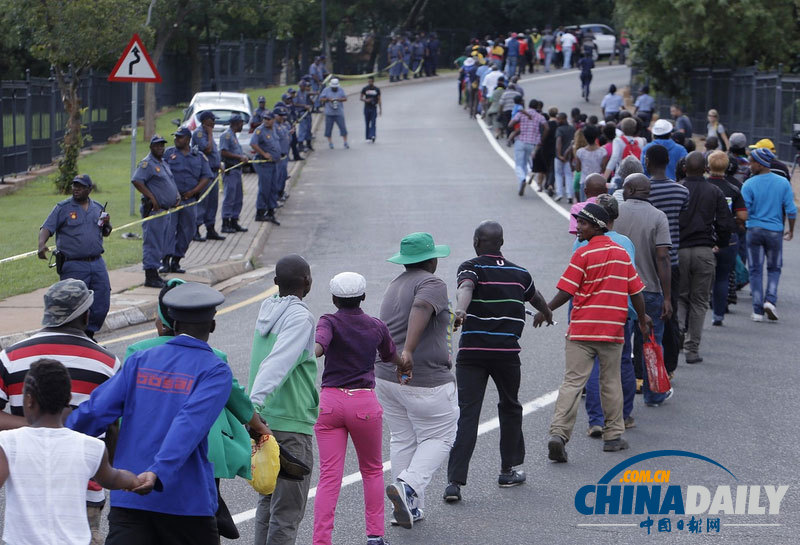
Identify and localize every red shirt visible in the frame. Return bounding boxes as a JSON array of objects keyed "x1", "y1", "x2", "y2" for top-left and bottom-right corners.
[{"x1": 557, "y1": 235, "x2": 645, "y2": 343}]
